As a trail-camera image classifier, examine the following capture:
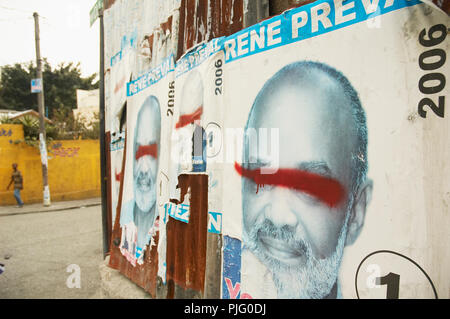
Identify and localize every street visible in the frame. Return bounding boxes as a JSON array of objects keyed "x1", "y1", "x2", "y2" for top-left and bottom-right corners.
[{"x1": 0, "y1": 203, "x2": 103, "y2": 298}]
